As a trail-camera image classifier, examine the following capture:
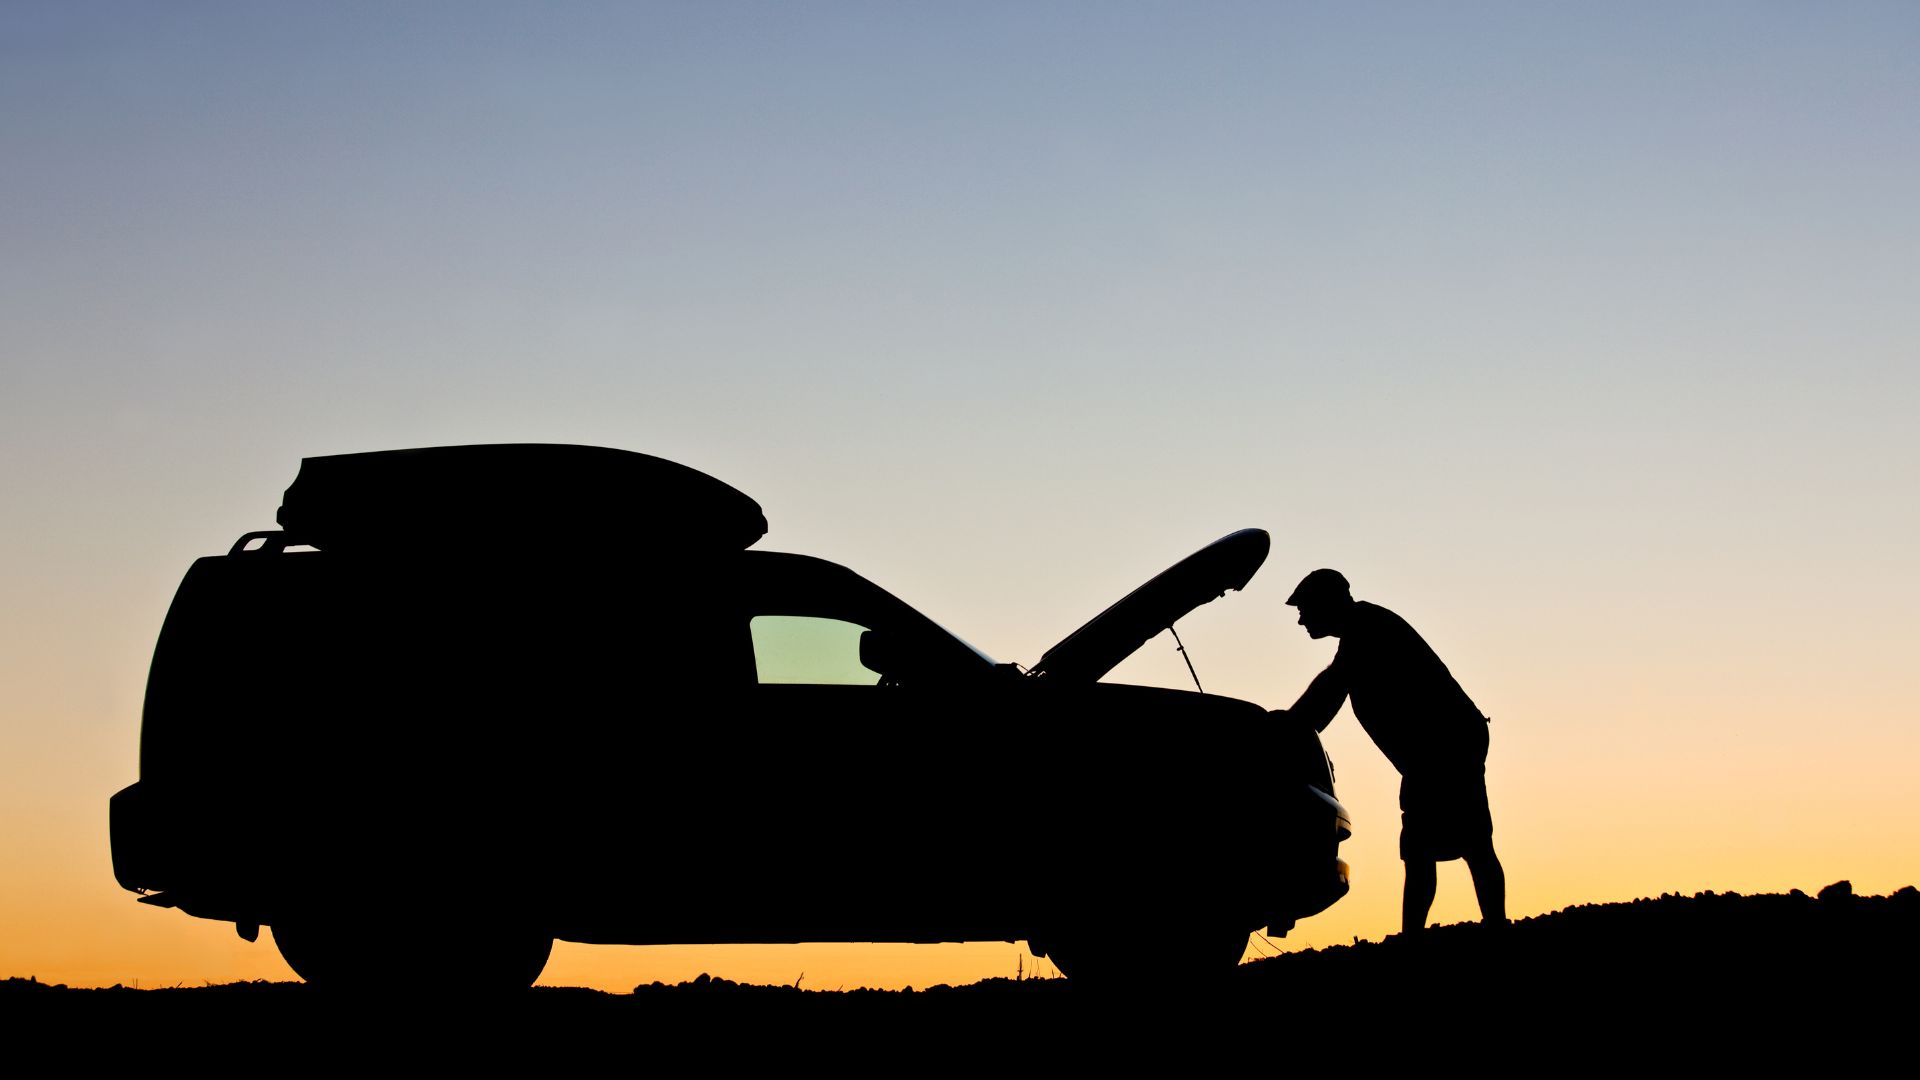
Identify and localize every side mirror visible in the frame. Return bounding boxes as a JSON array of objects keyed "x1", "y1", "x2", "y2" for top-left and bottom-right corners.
[{"x1": 859, "y1": 629, "x2": 898, "y2": 681}]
